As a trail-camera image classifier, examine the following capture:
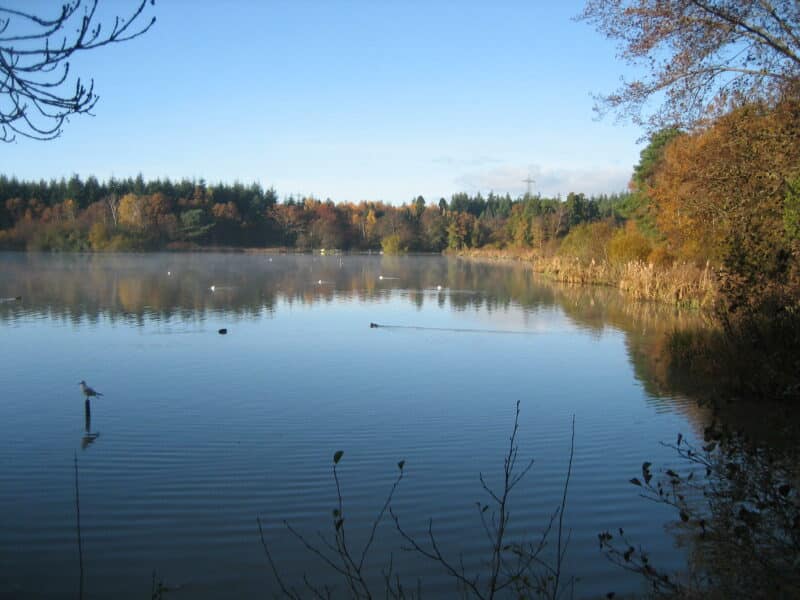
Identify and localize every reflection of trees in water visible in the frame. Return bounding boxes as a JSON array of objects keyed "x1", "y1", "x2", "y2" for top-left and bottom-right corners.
[
  {"x1": 2, "y1": 253, "x2": 733, "y2": 438},
  {"x1": 0, "y1": 253, "x2": 708, "y2": 396},
  {"x1": 0, "y1": 253, "x2": 727, "y2": 420},
  {"x1": 0, "y1": 252, "x2": 702, "y2": 325},
  {"x1": 3, "y1": 253, "x2": 797, "y2": 594},
  {"x1": 601, "y1": 423, "x2": 800, "y2": 598},
  {"x1": 0, "y1": 253, "x2": 553, "y2": 320}
]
